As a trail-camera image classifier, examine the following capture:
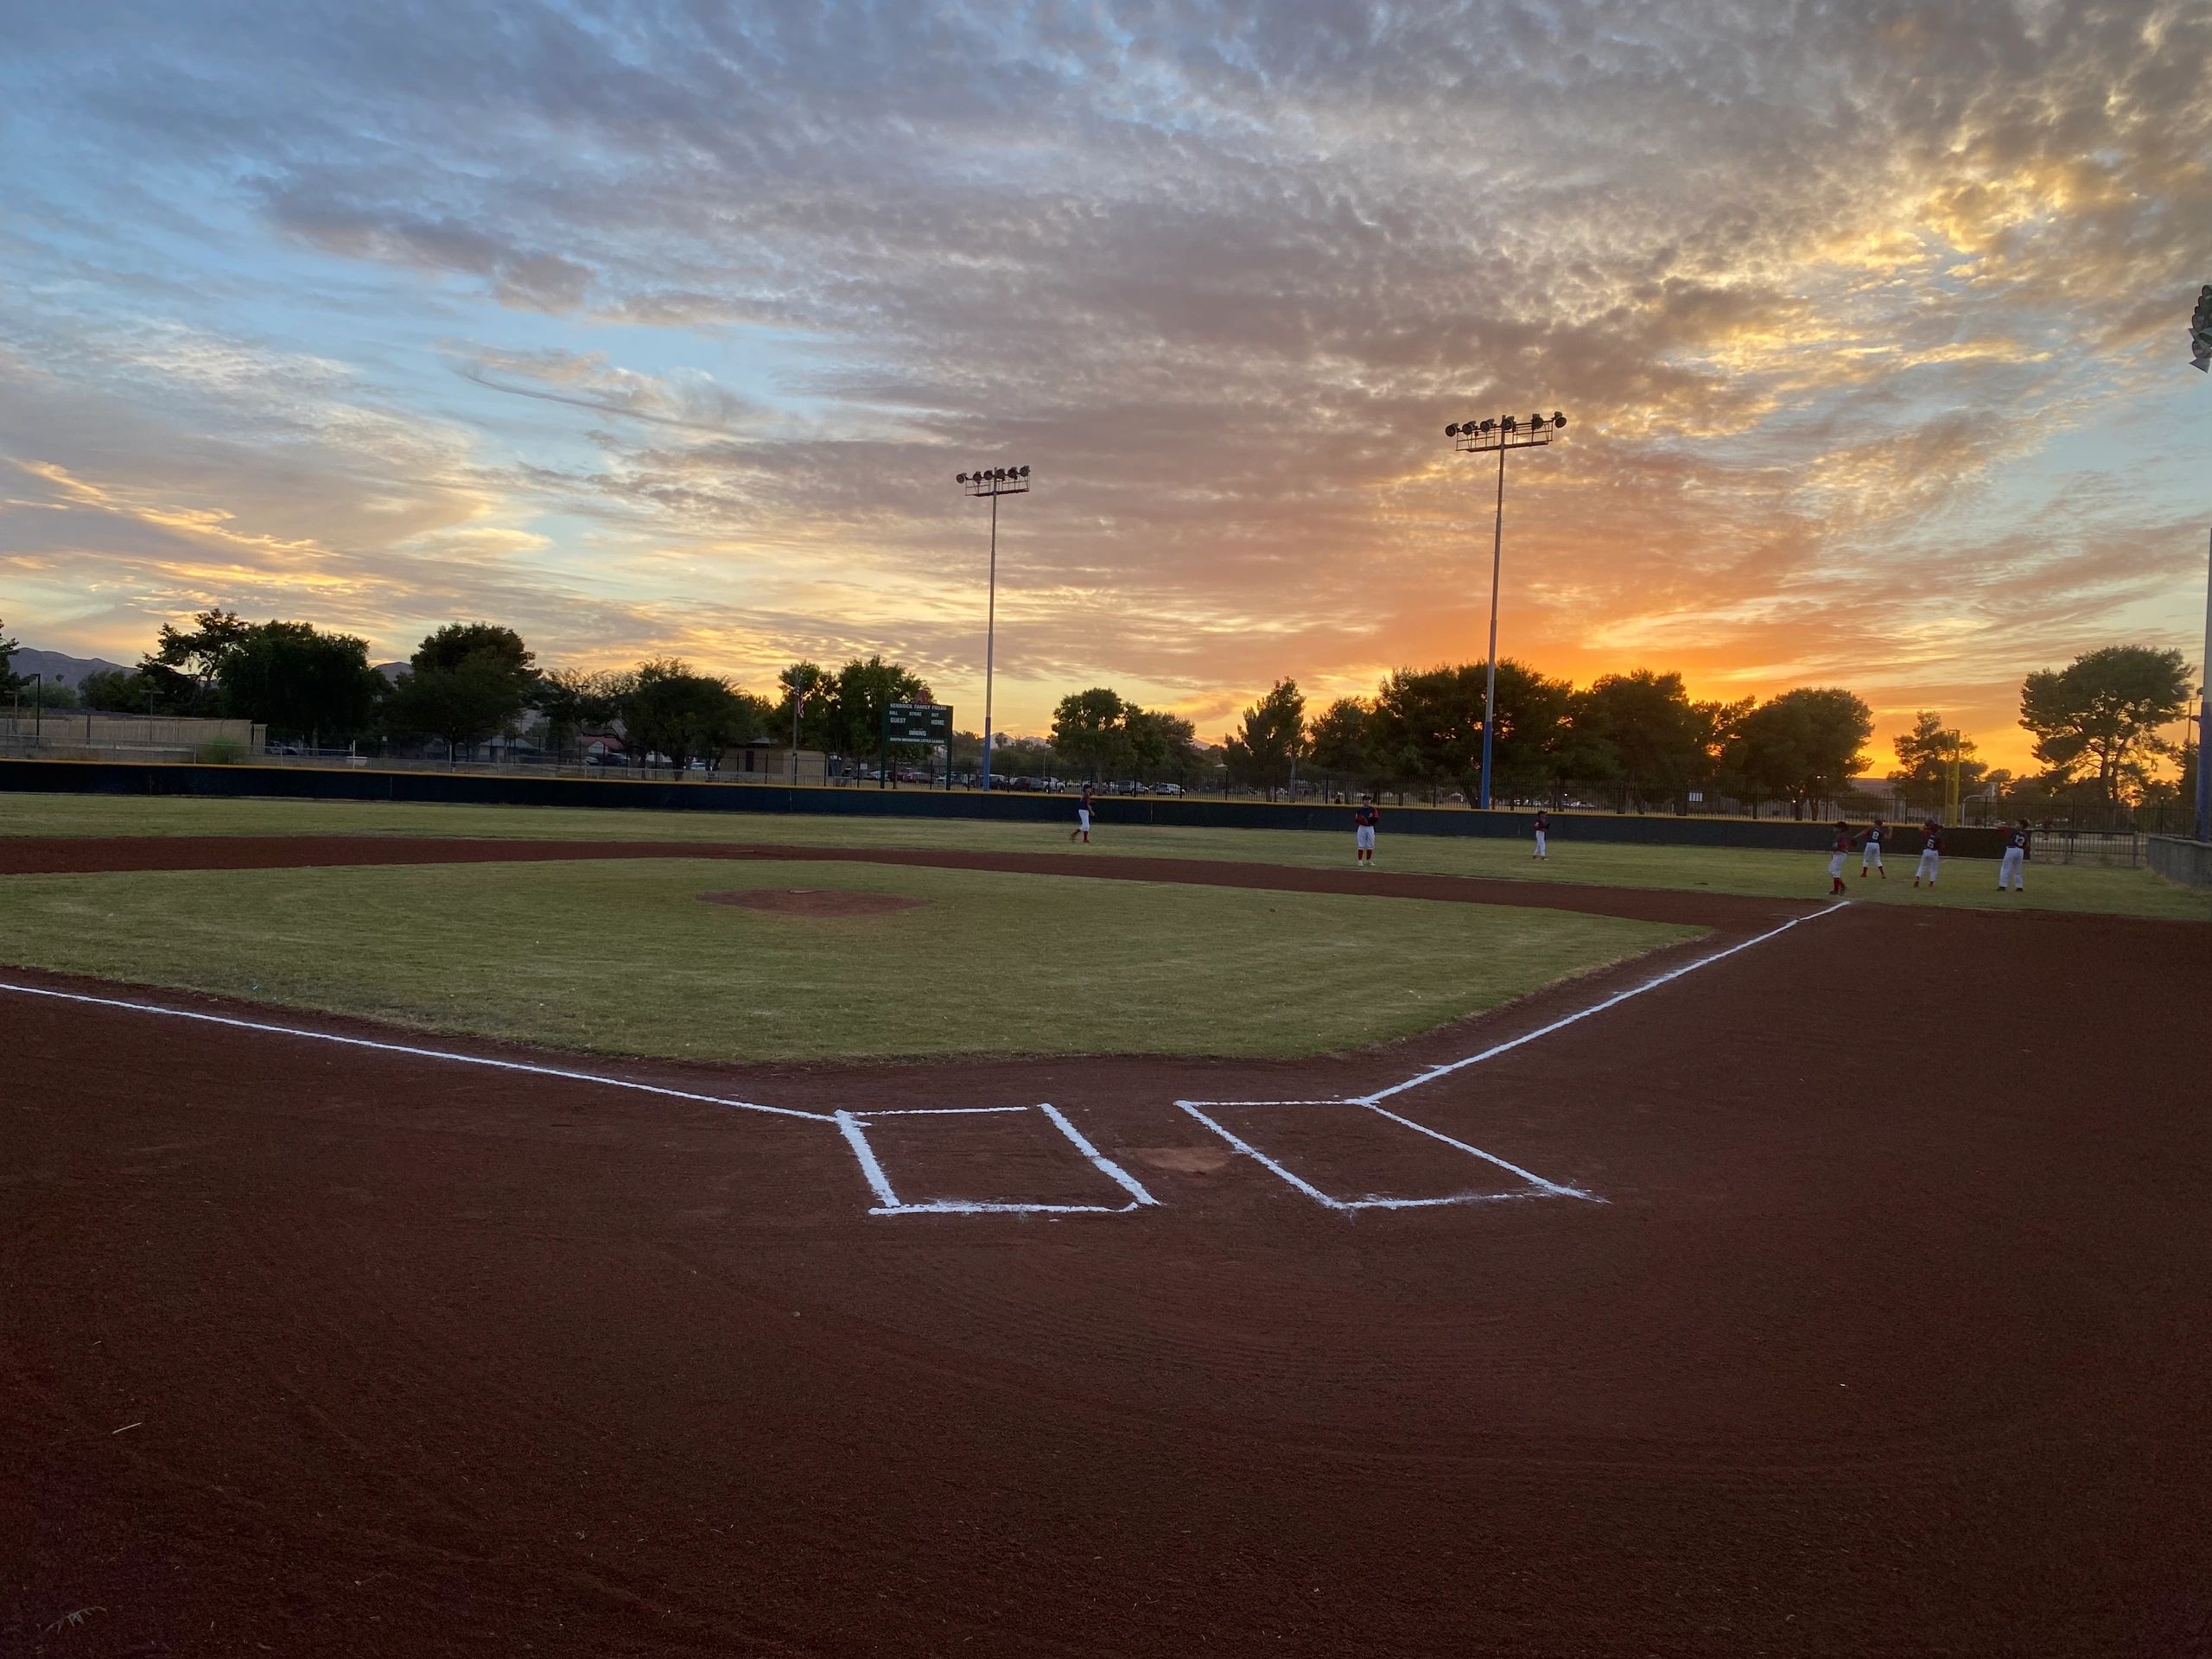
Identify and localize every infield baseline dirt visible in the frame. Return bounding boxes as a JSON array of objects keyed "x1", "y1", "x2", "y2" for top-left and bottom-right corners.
[{"x1": 4, "y1": 836, "x2": 2209, "y2": 1656}]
